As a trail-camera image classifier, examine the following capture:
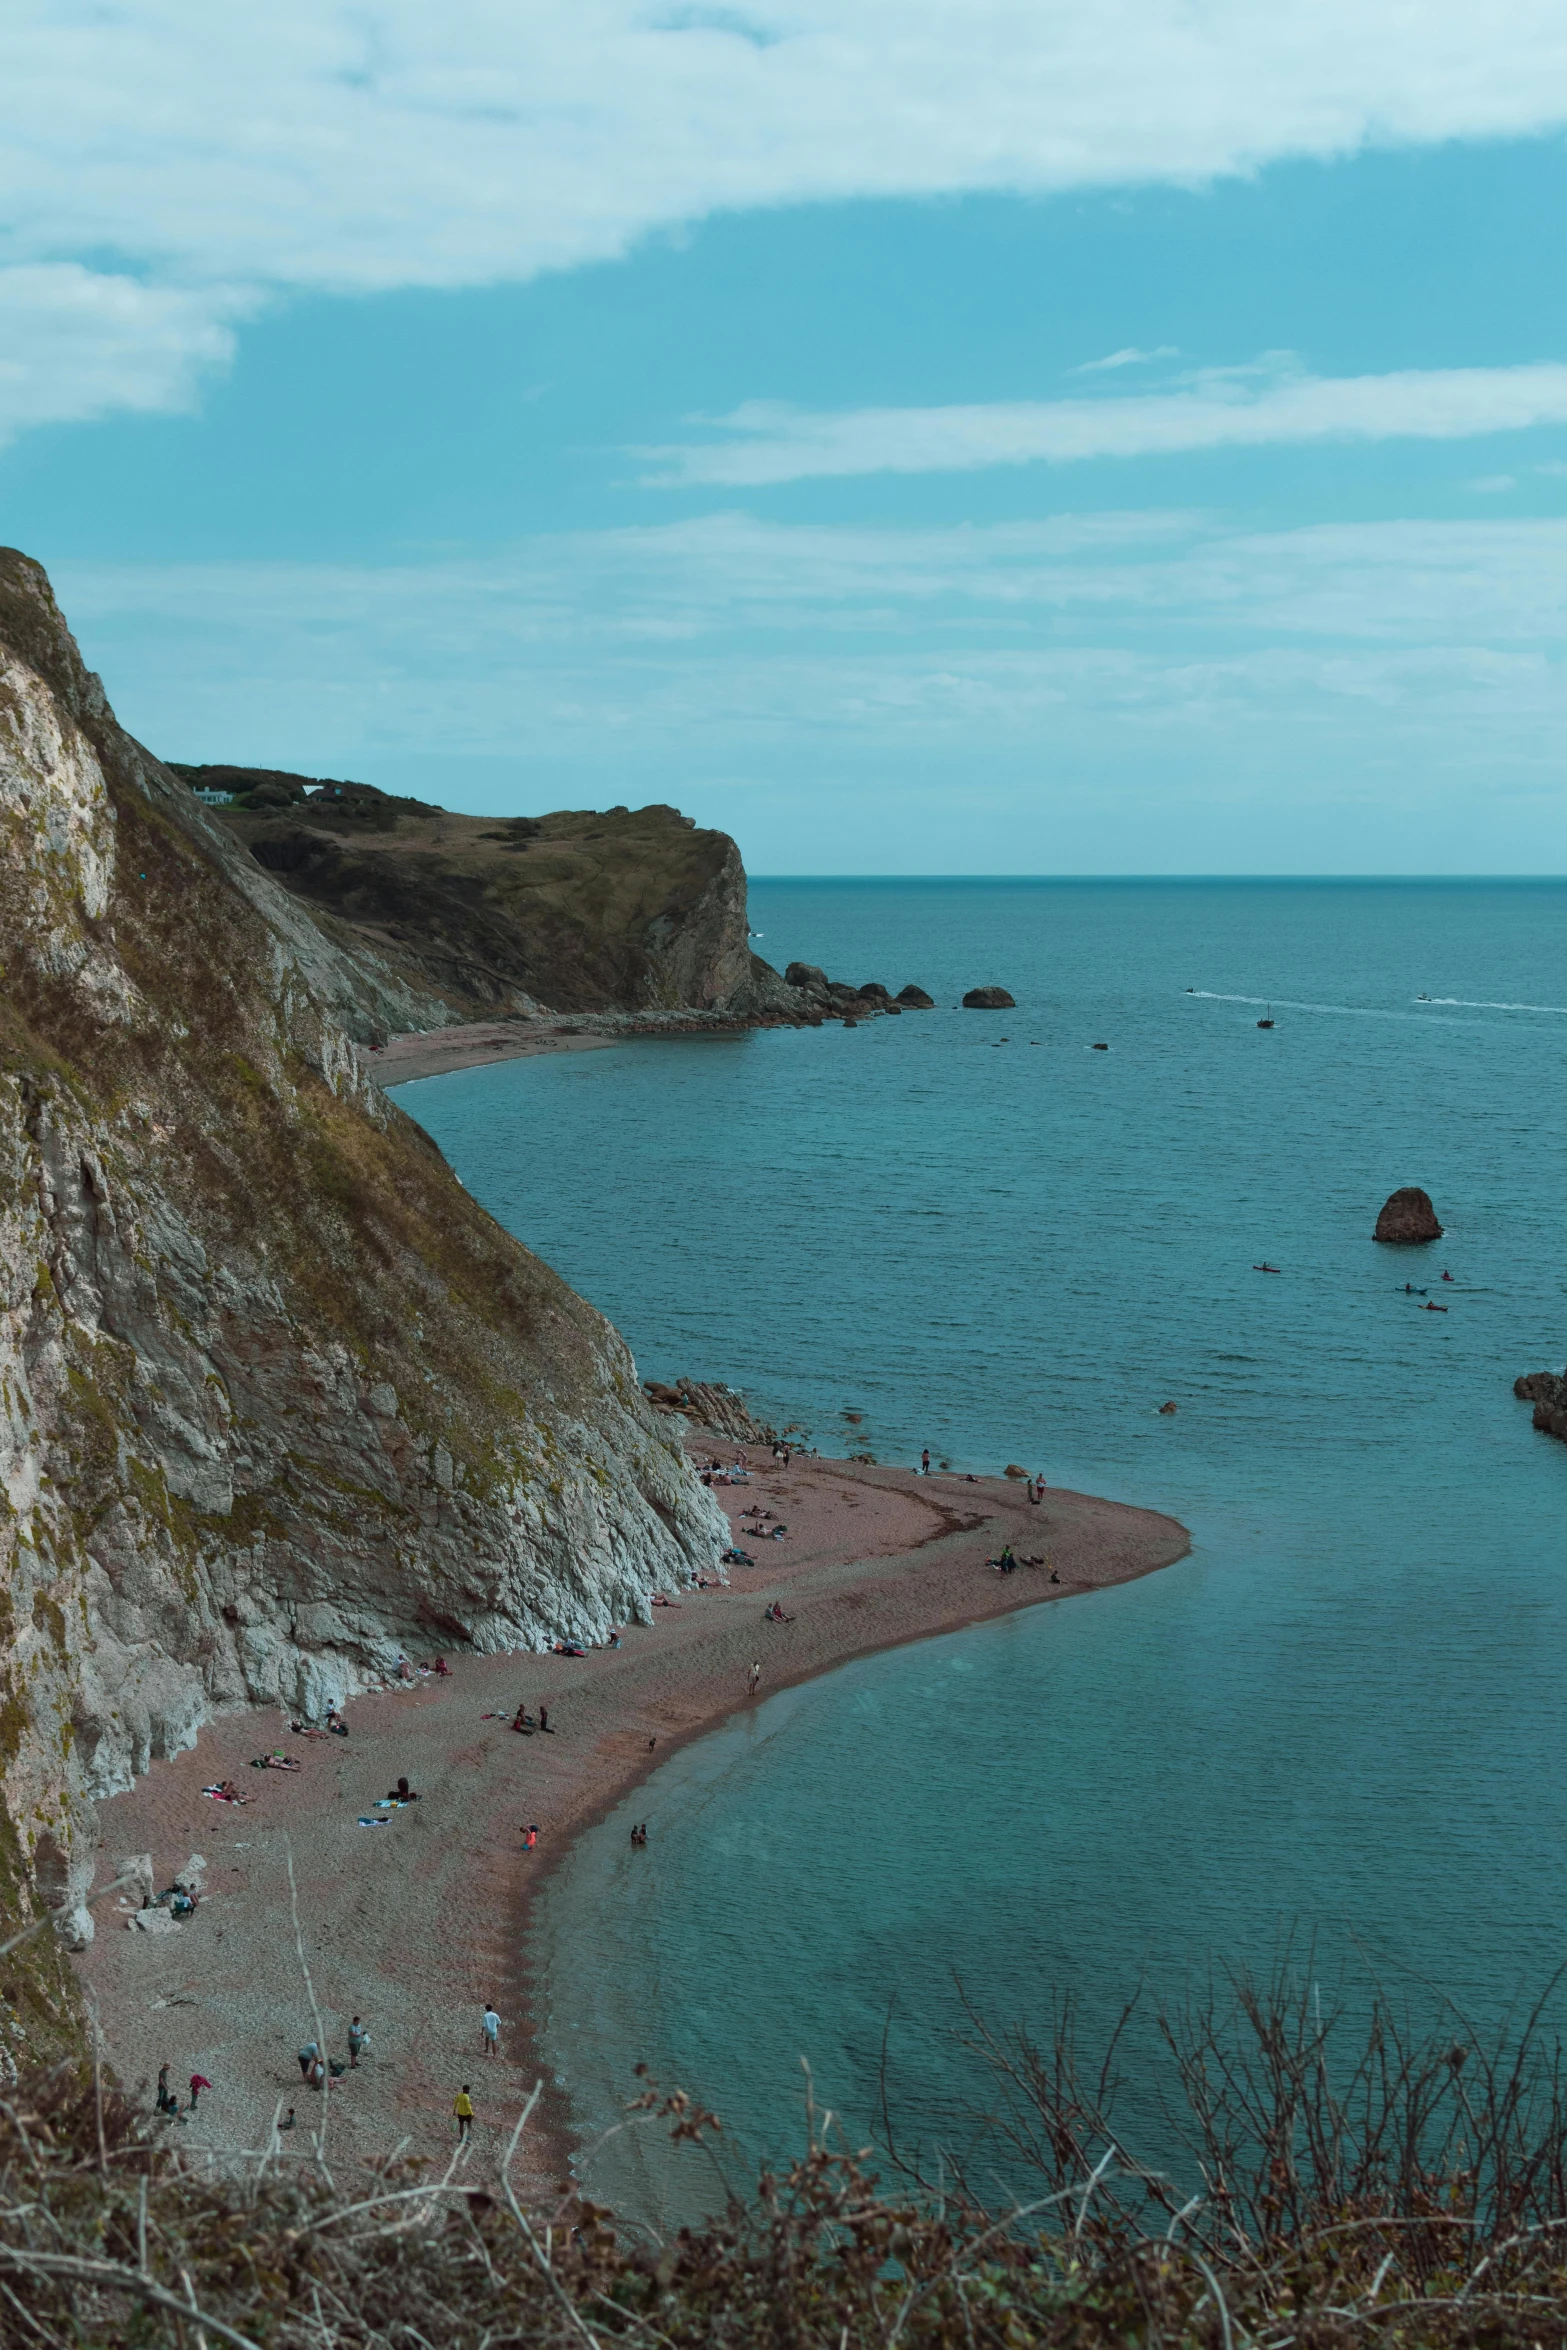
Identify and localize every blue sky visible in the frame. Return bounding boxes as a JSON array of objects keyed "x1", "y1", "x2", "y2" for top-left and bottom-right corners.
[{"x1": 6, "y1": 6, "x2": 1567, "y2": 872}]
